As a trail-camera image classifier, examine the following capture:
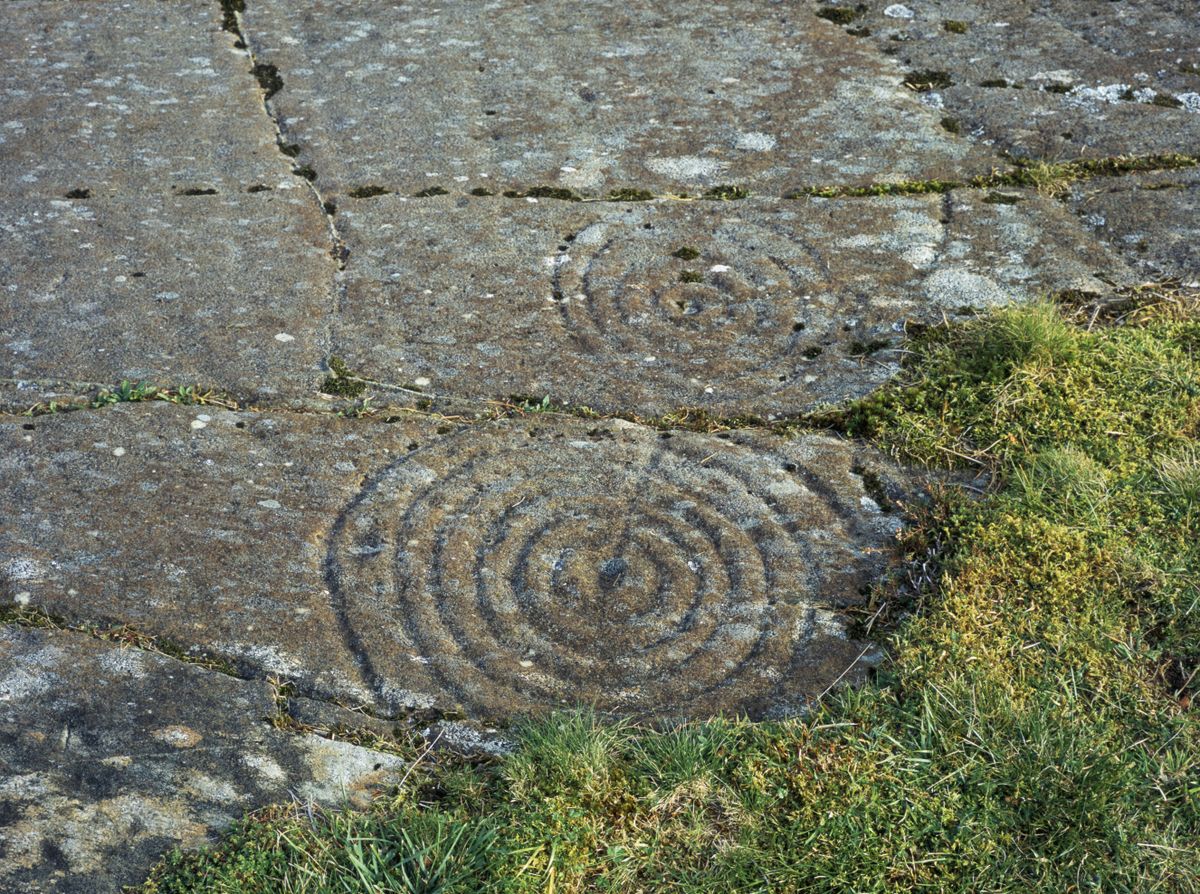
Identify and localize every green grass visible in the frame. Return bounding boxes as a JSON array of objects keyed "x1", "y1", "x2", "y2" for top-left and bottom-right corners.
[{"x1": 138, "y1": 296, "x2": 1200, "y2": 893}]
